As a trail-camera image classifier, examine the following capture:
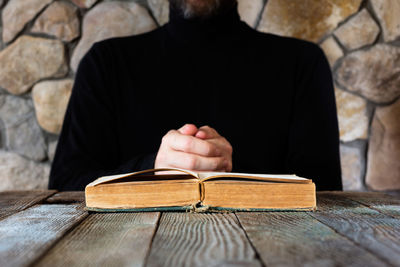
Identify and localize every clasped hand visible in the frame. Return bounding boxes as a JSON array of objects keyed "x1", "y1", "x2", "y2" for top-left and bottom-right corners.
[{"x1": 155, "y1": 124, "x2": 233, "y2": 172}]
